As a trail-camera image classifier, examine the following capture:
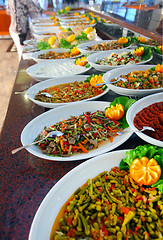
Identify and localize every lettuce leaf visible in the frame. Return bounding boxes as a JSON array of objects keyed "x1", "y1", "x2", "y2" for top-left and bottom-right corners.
[
  {"x1": 37, "y1": 41, "x2": 51, "y2": 50},
  {"x1": 123, "y1": 36, "x2": 134, "y2": 47},
  {"x1": 141, "y1": 46, "x2": 152, "y2": 60},
  {"x1": 76, "y1": 32, "x2": 88, "y2": 42},
  {"x1": 119, "y1": 144, "x2": 163, "y2": 193},
  {"x1": 110, "y1": 96, "x2": 136, "y2": 129}
]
